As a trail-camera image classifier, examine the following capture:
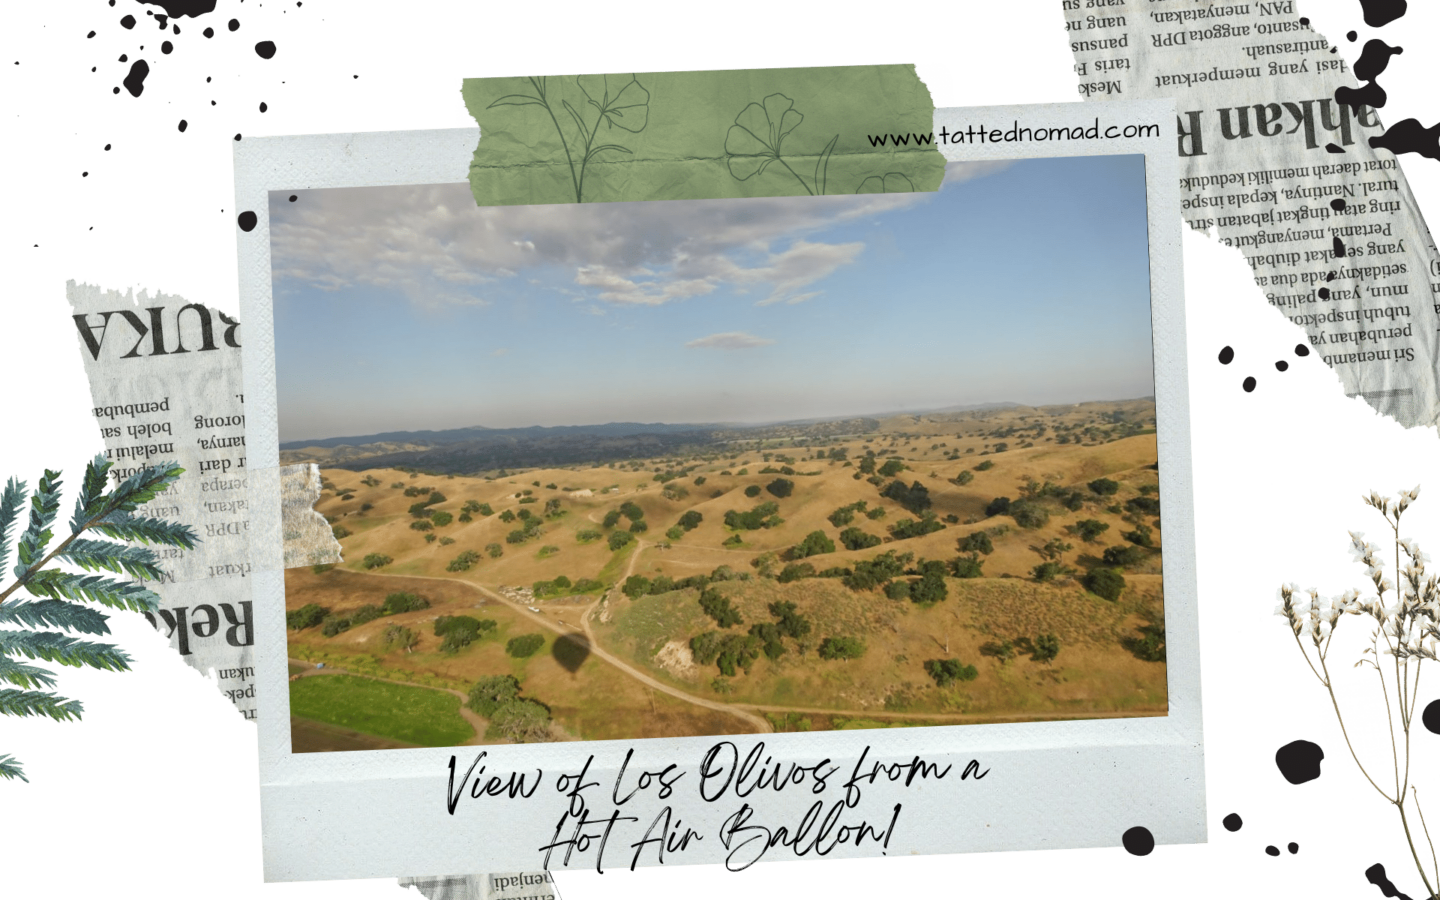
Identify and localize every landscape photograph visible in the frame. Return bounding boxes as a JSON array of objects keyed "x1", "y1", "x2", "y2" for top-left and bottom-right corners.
[{"x1": 269, "y1": 155, "x2": 1166, "y2": 751}]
